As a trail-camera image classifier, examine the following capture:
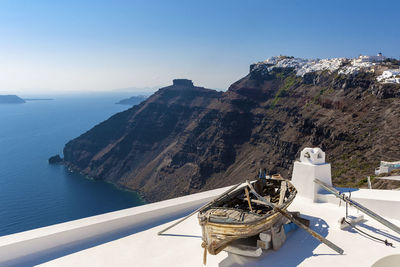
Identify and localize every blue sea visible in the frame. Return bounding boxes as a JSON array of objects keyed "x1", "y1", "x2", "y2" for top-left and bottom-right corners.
[{"x1": 0, "y1": 95, "x2": 145, "y2": 237}]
